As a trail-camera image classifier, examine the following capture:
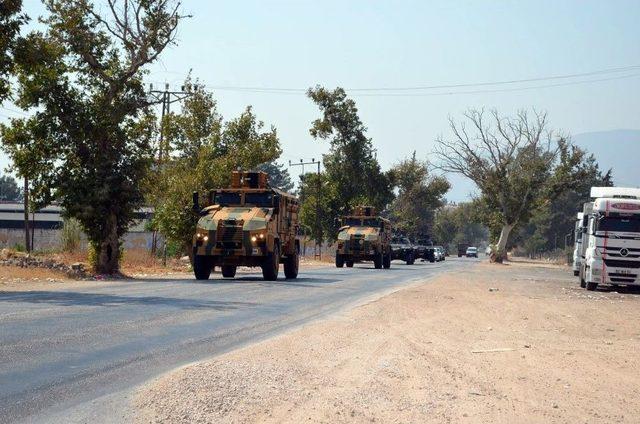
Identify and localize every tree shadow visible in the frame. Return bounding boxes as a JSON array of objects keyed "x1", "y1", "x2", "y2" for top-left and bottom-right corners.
[
  {"x1": 0, "y1": 291, "x2": 256, "y2": 310},
  {"x1": 210, "y1": 276, "x2": 342, "y2": 288}
]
